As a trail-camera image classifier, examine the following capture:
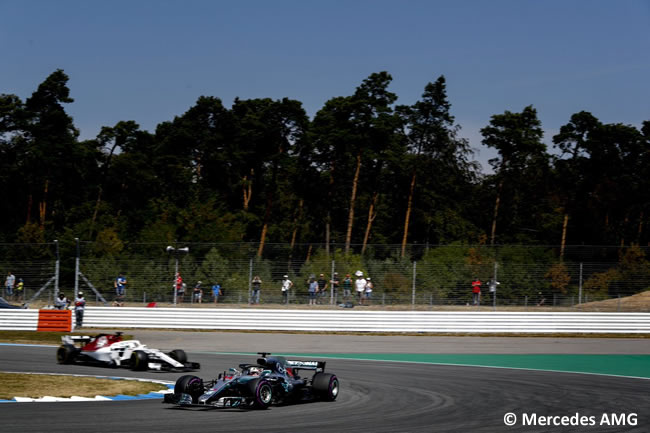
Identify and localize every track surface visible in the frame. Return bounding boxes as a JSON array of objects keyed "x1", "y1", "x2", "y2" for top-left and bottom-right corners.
[{"x1": 1, "y1": 338, "x2": 649, "y2": 432}]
